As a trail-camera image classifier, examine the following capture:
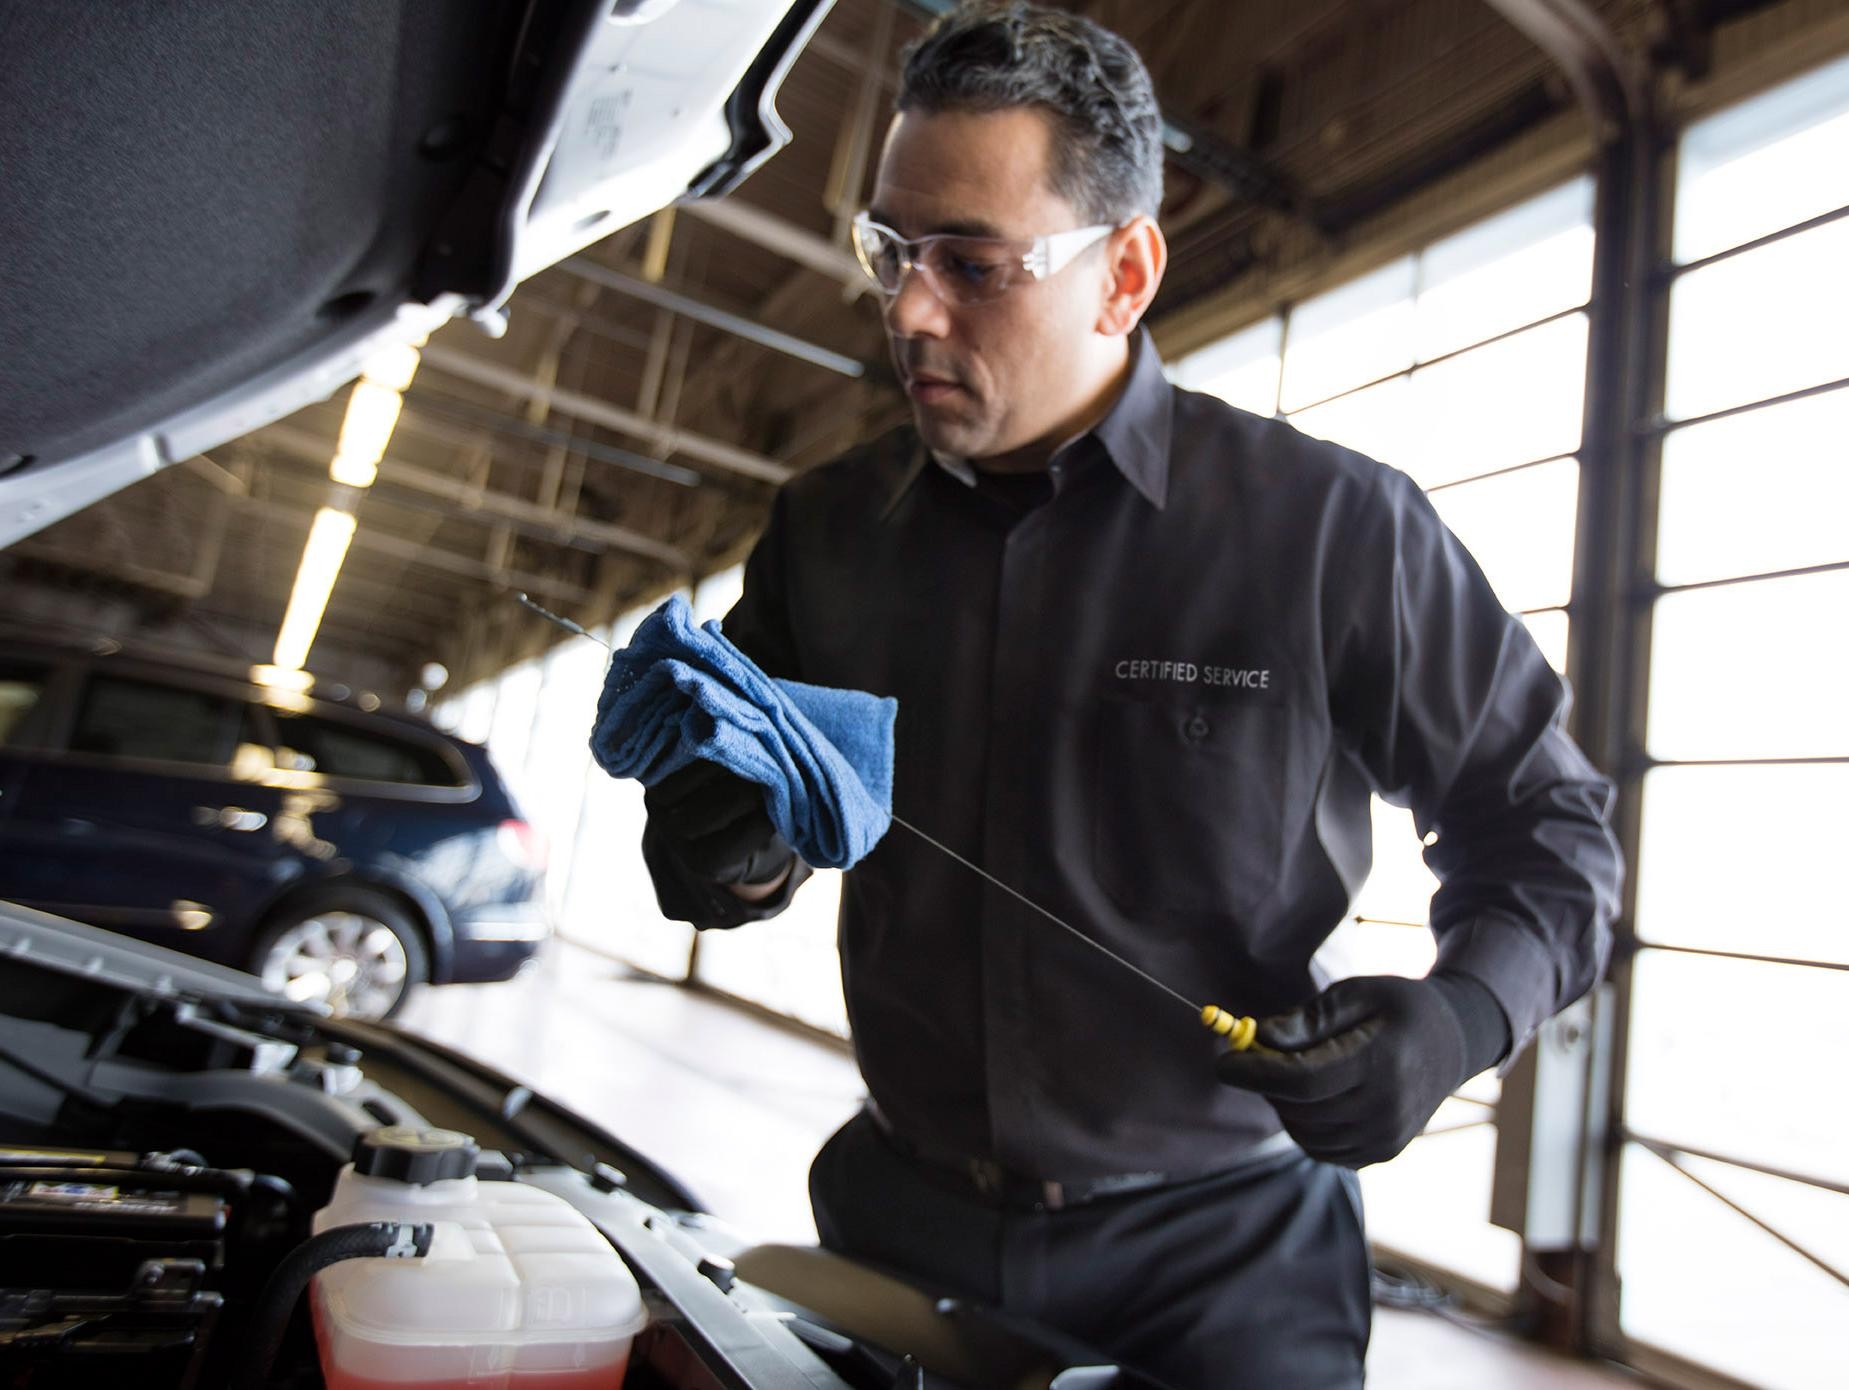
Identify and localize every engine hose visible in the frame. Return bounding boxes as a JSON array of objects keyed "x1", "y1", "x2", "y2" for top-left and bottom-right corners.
[
  {"x1": 249, "y1": 1171, "x2": 305, "y2": 1215},
  {"x1": 234, "y1": 1221, "x2": 435, "y2": 1387},
  {"x1": 147, "y1": 1147, "x2": 210, "y2": 1167},
  {"x1": 146, "y1": 1149, "x2": 304, "y2": 1211}
]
